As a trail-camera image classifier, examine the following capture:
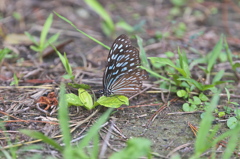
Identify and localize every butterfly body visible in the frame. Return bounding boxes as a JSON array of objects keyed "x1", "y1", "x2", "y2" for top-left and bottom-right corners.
[{"x1": 101, "y1": 34, "x2": 147, "y2": 97}]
